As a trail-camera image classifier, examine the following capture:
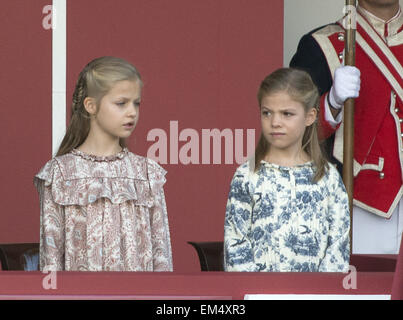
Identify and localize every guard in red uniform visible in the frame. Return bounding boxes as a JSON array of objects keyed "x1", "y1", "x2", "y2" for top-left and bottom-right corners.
[{"x1": 290, "y1": 0, "x2": 403, "y2": 254}]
